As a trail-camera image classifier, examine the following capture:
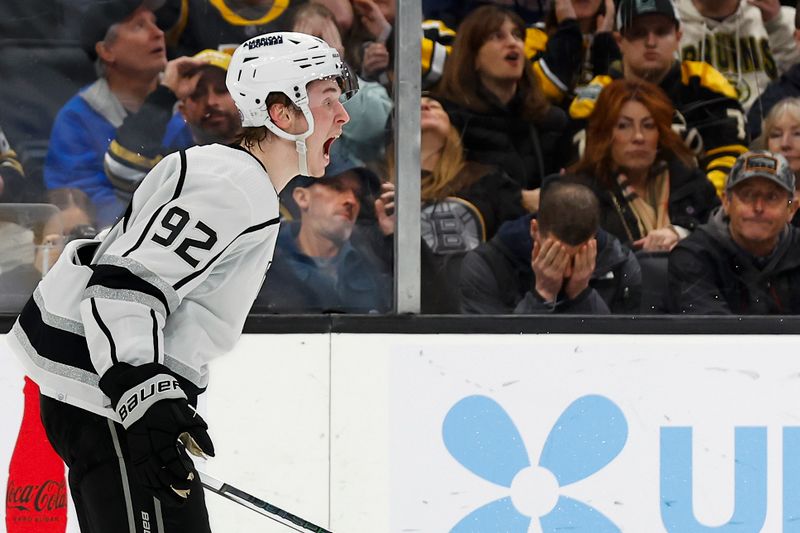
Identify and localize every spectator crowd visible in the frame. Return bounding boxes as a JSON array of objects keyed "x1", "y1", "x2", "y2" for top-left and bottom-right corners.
[{"x1": 3, "y1": 0, "x2": 800, "y2": 316}]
